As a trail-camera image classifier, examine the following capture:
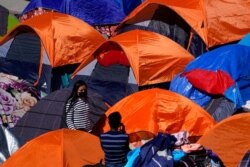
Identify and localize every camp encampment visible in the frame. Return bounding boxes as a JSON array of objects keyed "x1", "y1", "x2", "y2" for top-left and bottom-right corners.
[
  {"x1": 22, "y1": 0, "x2": 126, "y2": 26},
  {"x1": 73, "y1": 29, "x2": 194, "y2": 105},
  {"x1": 0, "y1": 12, "x2": 106, "y2": 93},
  {"x1": 198, "y1": 113, "x2": 250, "y2": 167},
  {"x1": 100, "y1": 88, "x2": 215, "y2": 140},
  {"x1": 116, "y1": 0, "x2": 250, "y2": 56},
  {"x1": 0, "y1": 0, "x2": 250, "y2": 166},
  {"x1": 170, "y1": 43, "x2": 250, "y2": 121},
  {"x1": 1, "y1": 129, "x2": 104, "y2": 167}
]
